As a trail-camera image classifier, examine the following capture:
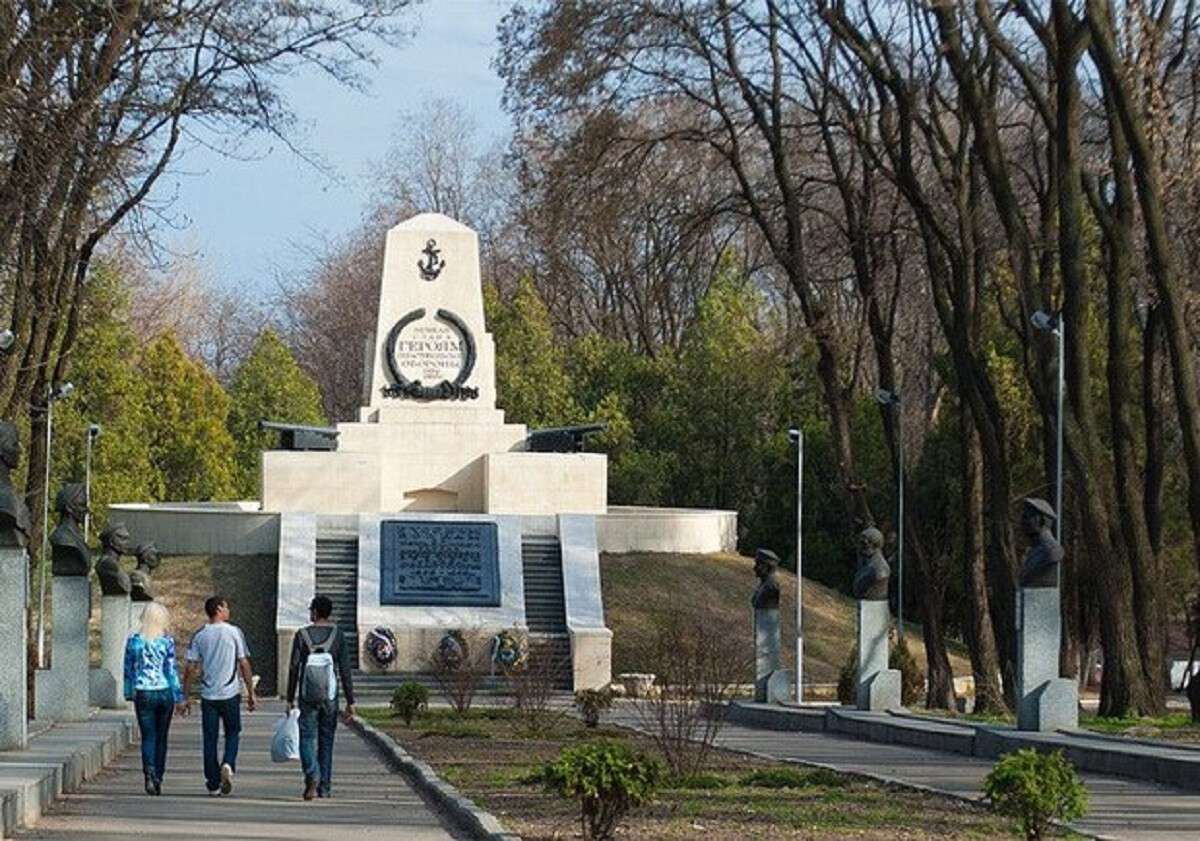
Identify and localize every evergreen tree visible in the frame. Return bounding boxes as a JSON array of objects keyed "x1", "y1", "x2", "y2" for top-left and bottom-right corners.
[
  {"x1": 486, "y1": 279, "x2": 582, "y2": 427},
  {"x1": 227, "y1": 329, "x2": 326, "y2": 497},
  {"x1": 665, "y1": 267, "x2": 786, "y2": 517},
  {"x1": 139, "y1": 333, "x2": 237, "y2": 501},
  {"x1": 50, "y1": 264, "x2": 161, "y2": 534}
]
